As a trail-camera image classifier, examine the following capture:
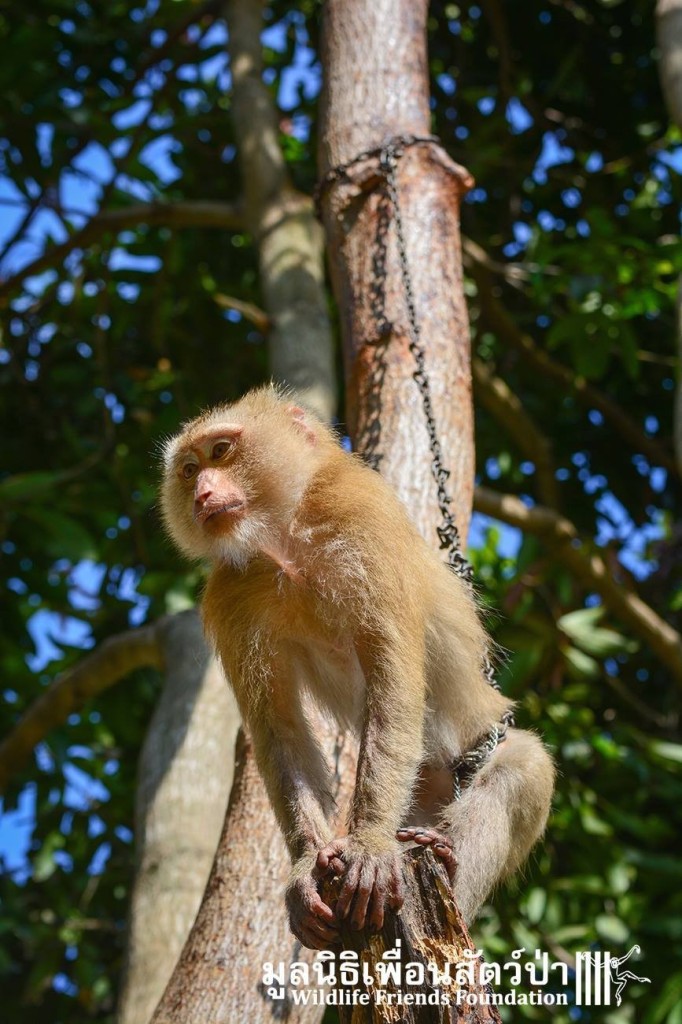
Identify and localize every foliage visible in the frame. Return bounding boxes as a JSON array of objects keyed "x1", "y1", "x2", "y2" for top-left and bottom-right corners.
[{"x1": 0, "y1": 0, "x2": 680, "y2": 1021}]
